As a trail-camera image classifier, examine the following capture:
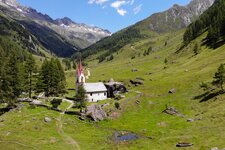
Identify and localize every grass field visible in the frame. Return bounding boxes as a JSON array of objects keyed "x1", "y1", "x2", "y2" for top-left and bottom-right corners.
[{"x1": 1, "y1": 29, "x2": 225, "y2": 149}]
